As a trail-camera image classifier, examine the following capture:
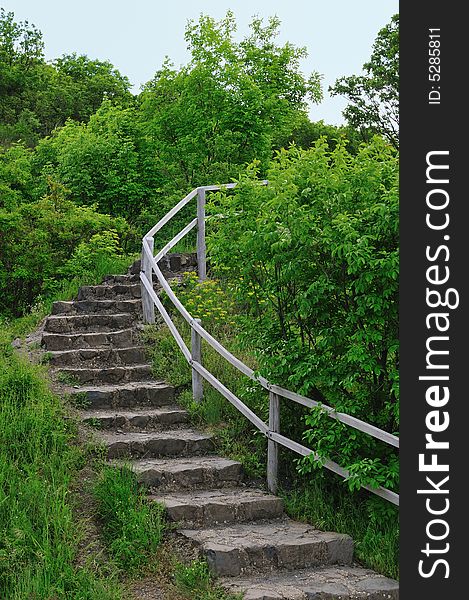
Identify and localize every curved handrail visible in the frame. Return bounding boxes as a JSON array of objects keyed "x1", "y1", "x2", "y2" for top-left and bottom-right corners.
[{"x1": 140, "y1": 183, "x2": 399, "y2": 506}]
